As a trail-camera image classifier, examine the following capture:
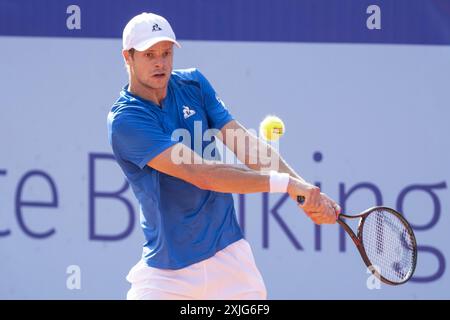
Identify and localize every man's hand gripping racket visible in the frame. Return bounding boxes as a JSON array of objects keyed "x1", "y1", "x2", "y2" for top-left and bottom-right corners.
[{"x1": 297, "y1": 195, "x2": 418, "y2": 285}]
